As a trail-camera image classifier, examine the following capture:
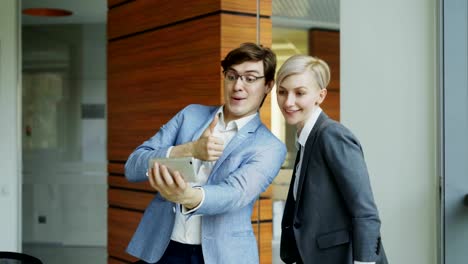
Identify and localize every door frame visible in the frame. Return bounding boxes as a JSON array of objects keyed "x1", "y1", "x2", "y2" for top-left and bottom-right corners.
[
  {"x1": 439, "y1": 0, "x2": 468, "y2": 263},
  {"x1": 438, "y1": 0, "x2": 444, "y2": 263}
]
